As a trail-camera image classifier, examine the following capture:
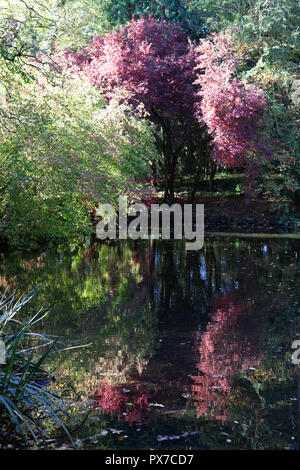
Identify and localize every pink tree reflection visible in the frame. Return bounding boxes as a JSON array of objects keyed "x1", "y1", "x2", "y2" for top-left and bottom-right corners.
[
  {"x1": 191, "y1": 293, "x2": 264, "y2": 423},
  {"x1": 93, "y1": 380, "x2": 152, "y2": 425}
]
